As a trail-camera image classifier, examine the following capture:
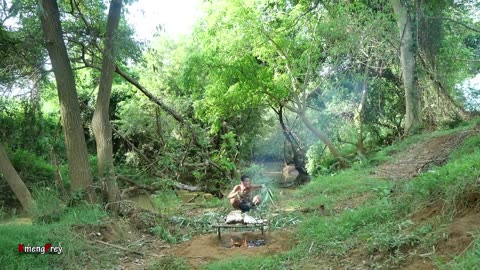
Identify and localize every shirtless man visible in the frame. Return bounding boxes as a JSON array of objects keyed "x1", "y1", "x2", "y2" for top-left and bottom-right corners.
[{"x1": 227, "y1": 175, "x2": 263, "y2": 212}]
